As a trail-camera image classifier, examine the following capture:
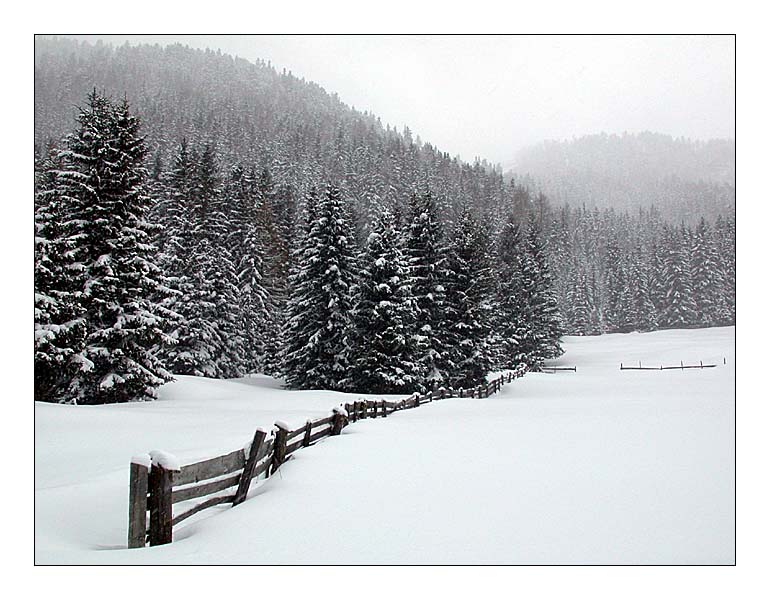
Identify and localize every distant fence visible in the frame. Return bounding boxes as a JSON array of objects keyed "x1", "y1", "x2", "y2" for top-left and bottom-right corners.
[
  {"x1": 620, "y1": 360, "x2": 718, "y2": 371},
  {"x1": 537, "y1": 366, "x2": 577, "y2": 373},
  {"x1": 127, "y1": 368, "x2": 526, "y2": 548}
]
